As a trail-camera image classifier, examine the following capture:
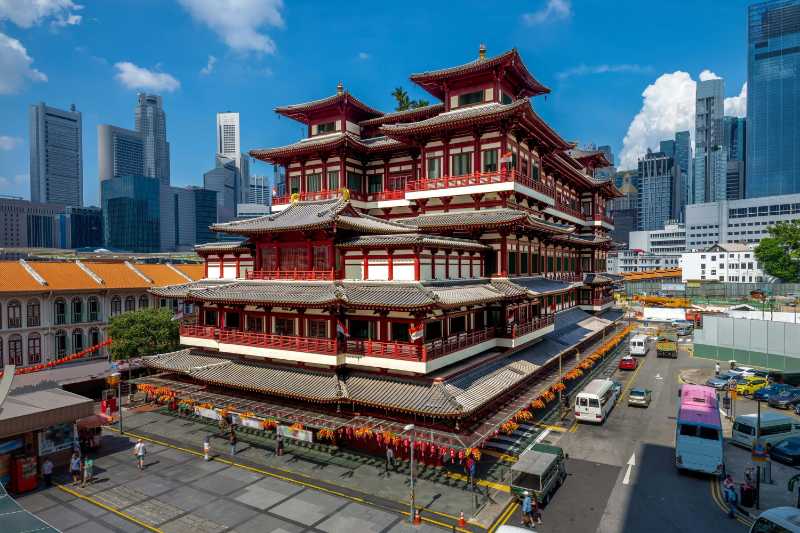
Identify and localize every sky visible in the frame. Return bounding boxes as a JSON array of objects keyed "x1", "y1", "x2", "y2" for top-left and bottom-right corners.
[{"x1": 0, "y1": 0, "x2": 752, "y2": 206}]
